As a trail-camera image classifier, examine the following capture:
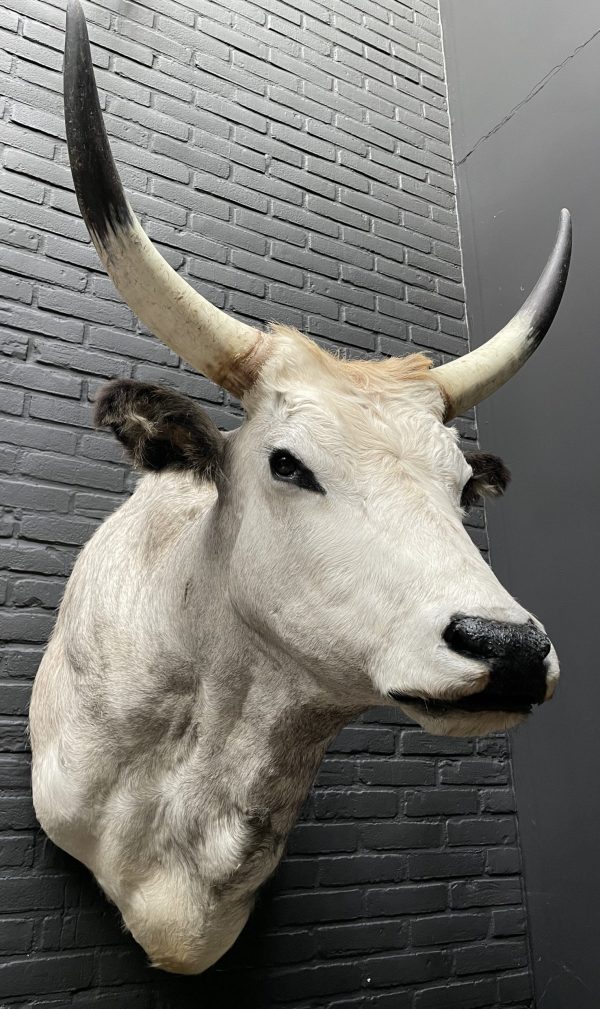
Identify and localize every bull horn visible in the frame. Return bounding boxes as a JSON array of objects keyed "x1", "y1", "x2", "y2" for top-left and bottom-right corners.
[
  {"x1": 433, "y1": 209, "x2": 572, "y2": 420},
  {"x1": 64, "y1": 0, "x2": 269, "y2": 397}
]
